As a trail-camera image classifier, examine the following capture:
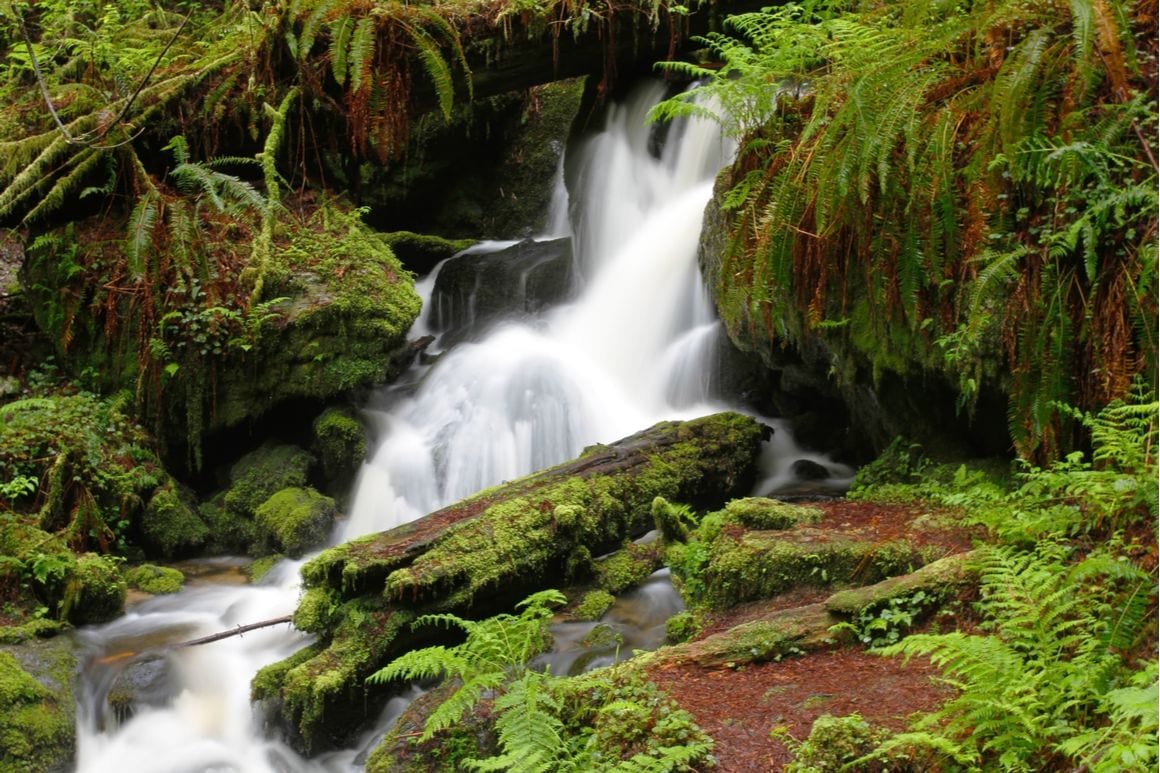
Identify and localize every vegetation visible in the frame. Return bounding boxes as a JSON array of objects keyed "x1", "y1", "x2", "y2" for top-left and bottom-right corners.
[
  {"x1": 655, "y1": 0, "x2": 1158, "y2": 462},
  {"x1": 842, "y1": 390, "x2": 1158, "y2": 771},
  {"x1": 366, "y1": 589, "x2": 716, "y2": 772}
]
